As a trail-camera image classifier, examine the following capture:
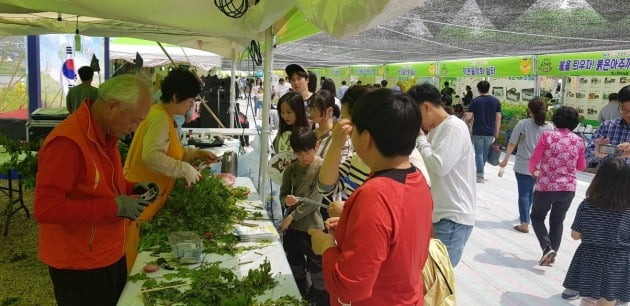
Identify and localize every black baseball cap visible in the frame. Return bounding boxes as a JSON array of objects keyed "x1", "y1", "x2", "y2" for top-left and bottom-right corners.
[{"x1": 285, "y1": 64, "x2": 308, "y2": 78}]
